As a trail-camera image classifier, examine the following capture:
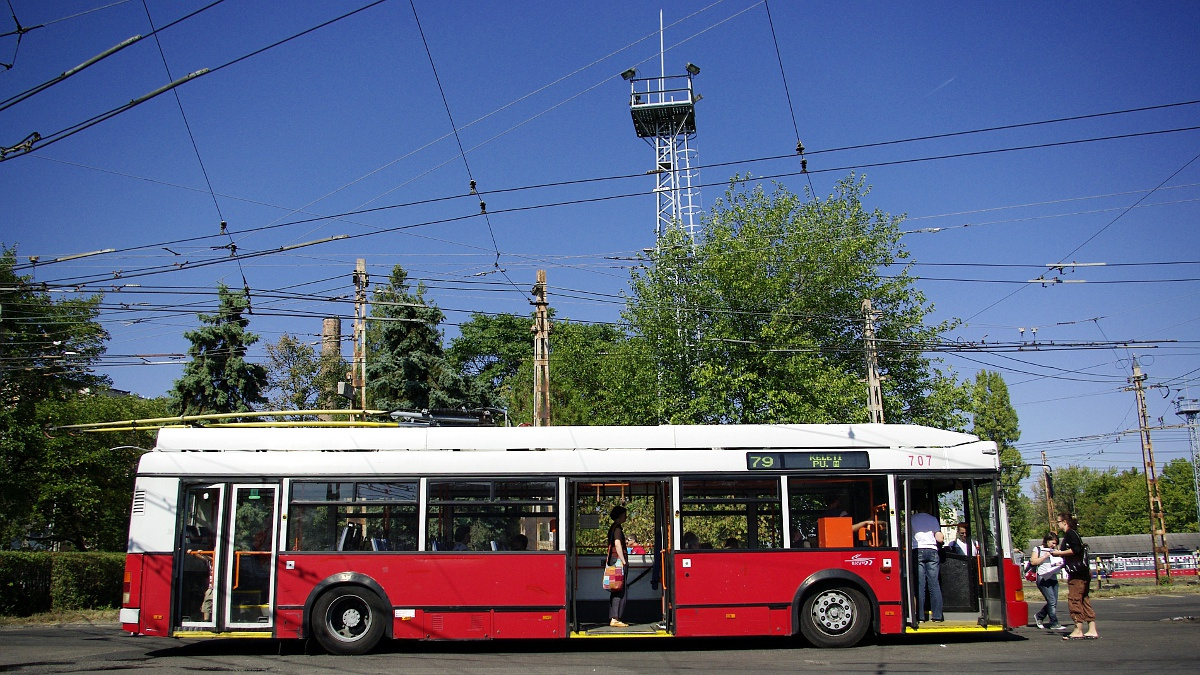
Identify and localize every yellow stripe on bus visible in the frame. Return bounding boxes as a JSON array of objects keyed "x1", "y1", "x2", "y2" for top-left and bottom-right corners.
[
  {"x1": 569, "y1": 630, "x2": 672, "y2": 638},
  {"x1": 904, "y1": 624, "x2": 1007, "y2": 634},
  {"x1": 171, "y1": 631, "x2": 274, "y2": 638}
]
